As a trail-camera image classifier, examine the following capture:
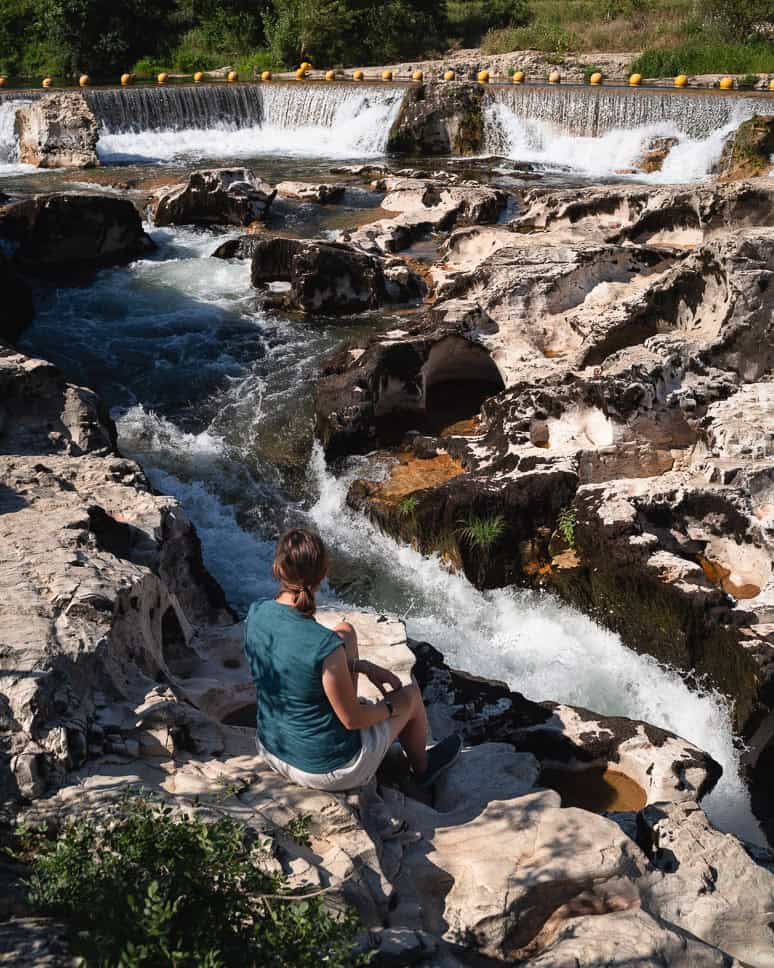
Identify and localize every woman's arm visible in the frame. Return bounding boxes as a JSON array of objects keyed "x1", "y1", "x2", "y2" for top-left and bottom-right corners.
[{"x1": 323, "y1": 647, "x2": 410, "y2": 731}]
